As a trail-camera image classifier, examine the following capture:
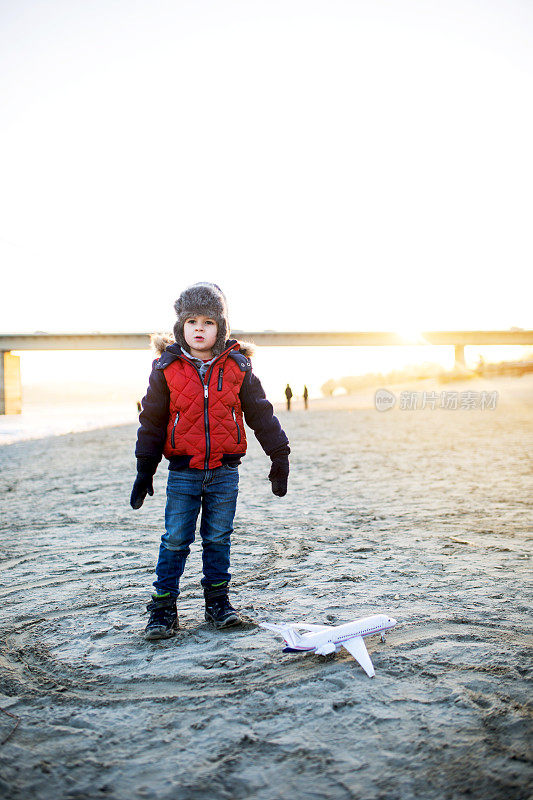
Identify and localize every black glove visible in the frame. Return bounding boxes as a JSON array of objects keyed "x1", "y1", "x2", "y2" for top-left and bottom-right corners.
[
  {"x1": 269, "y1": 456, "x2": 289, "y2": 497},
  {"x1": 130, "y1": 457, "x2": 158, "y2": 509}
]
